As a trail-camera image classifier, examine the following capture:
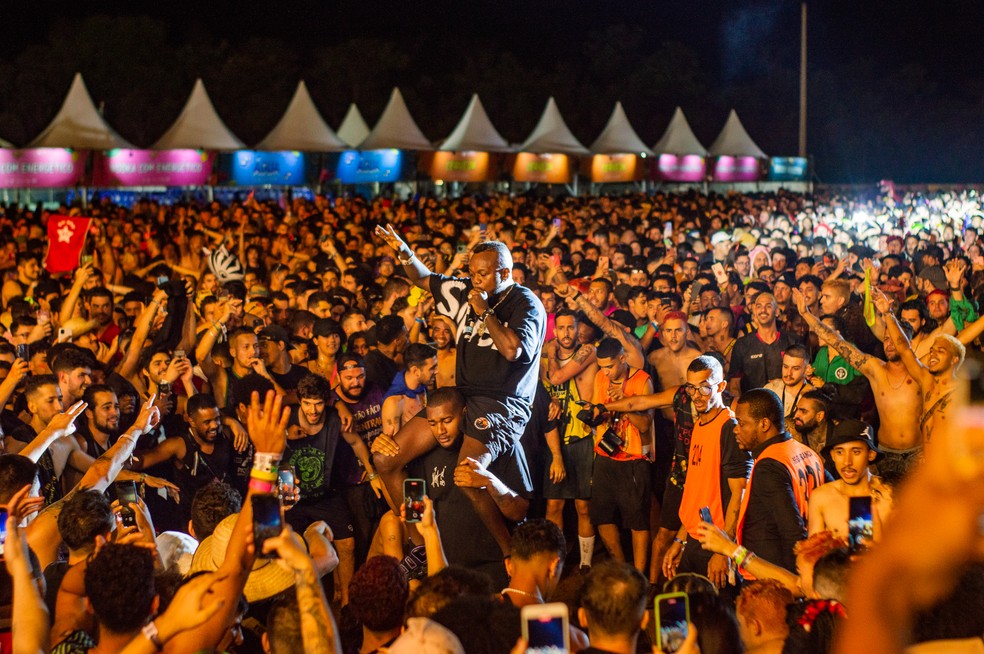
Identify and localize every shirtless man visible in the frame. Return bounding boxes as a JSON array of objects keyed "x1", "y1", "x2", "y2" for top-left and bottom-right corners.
[
  {"x1": 541, "y1": 308, "x2": 599, "y2": 570},
  {"x1": 874, "y1": 288, "x2": 964, "y2": 448},
  {"x1": 381, "y1": 343, "x2": 438, "y2": 436},
  {"x1": 699, "y1": 307, "x2": 737, "y2": 375},
  {"x1": 808, "y1": 420, "x2": 892, "y2": 542},
  {"x1": 647, "y1": 311, "x2": 701, "y2": 419},
  {"x1": 430, "y1": 315, "x2": 458, "y2": 388},
  {"x1": 793, "y1": 288, "x2": 923, "y2": 477}
]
